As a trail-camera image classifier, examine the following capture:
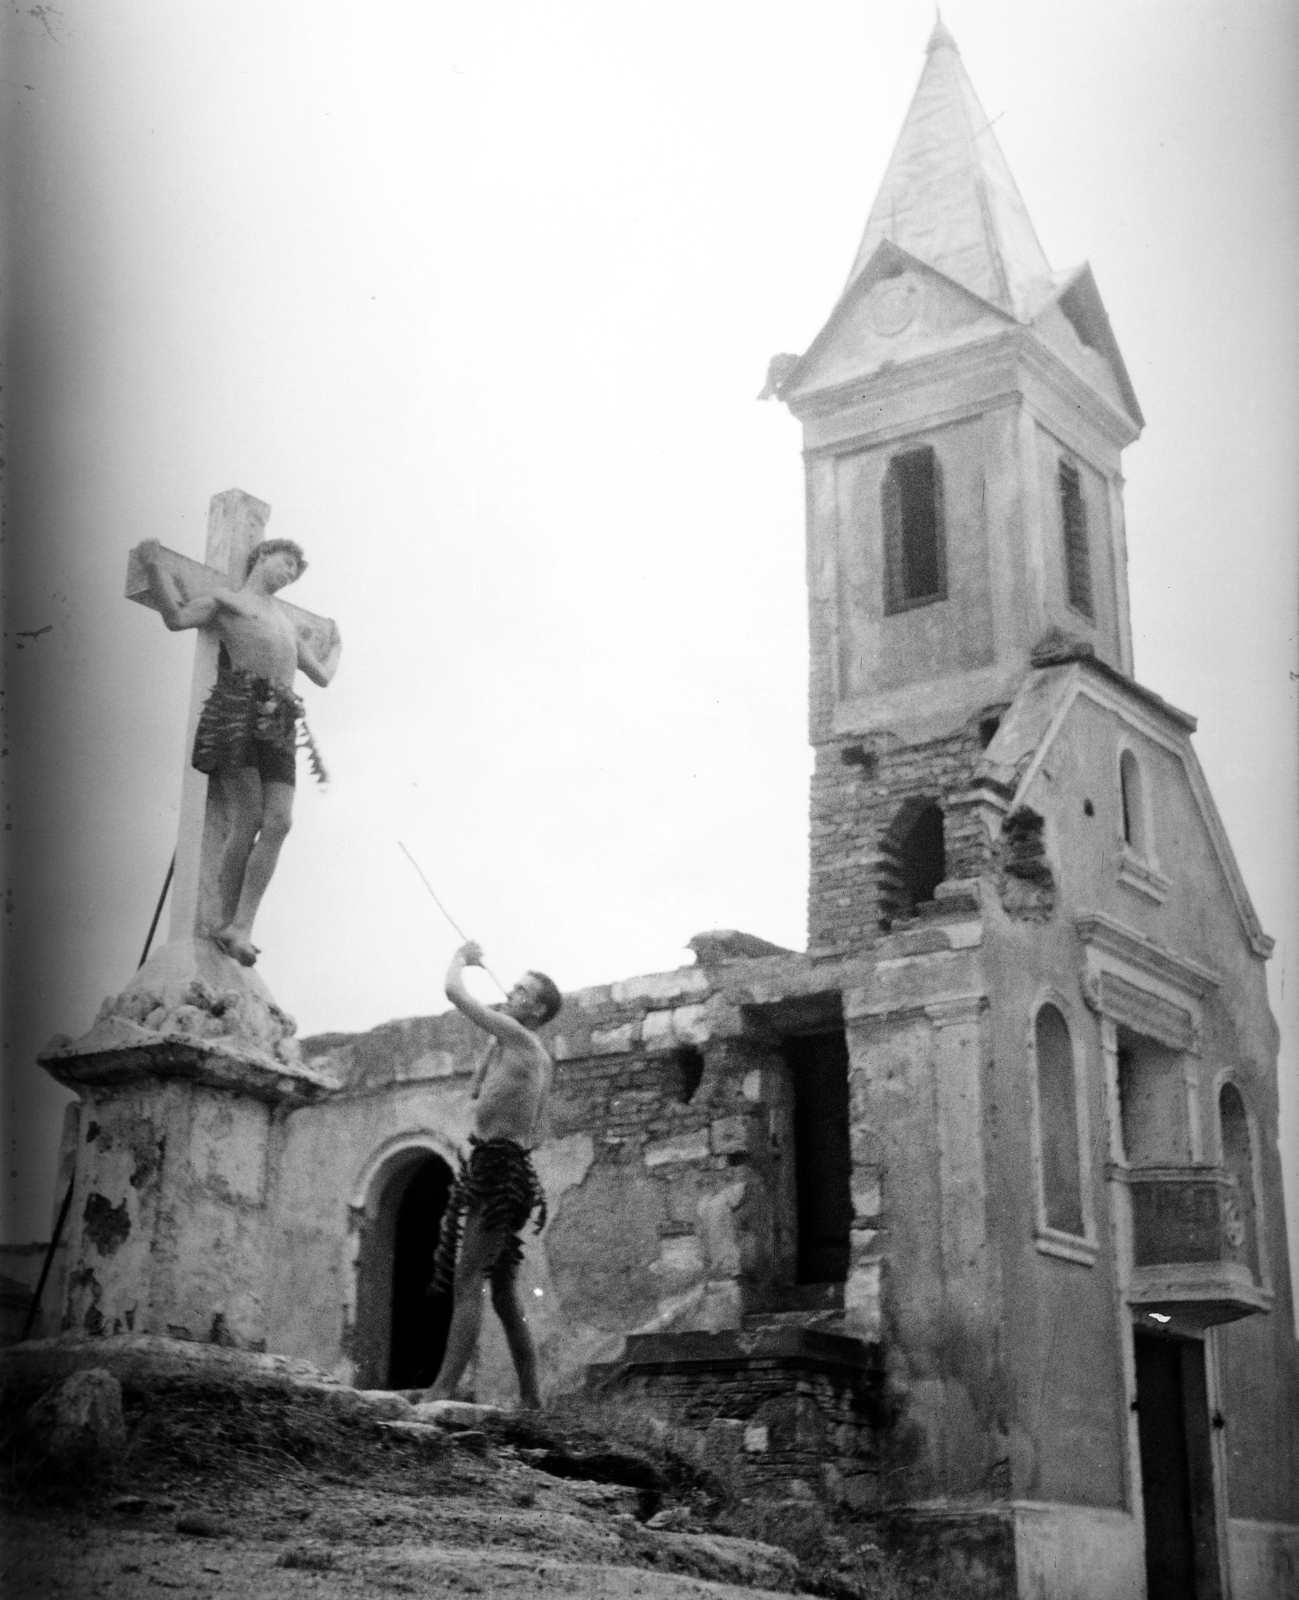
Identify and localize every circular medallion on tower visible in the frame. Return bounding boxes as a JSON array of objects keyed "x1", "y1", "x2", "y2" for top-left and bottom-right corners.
[{"x1": 864, "y1": 274, "x2": 920, "y2": 336}]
